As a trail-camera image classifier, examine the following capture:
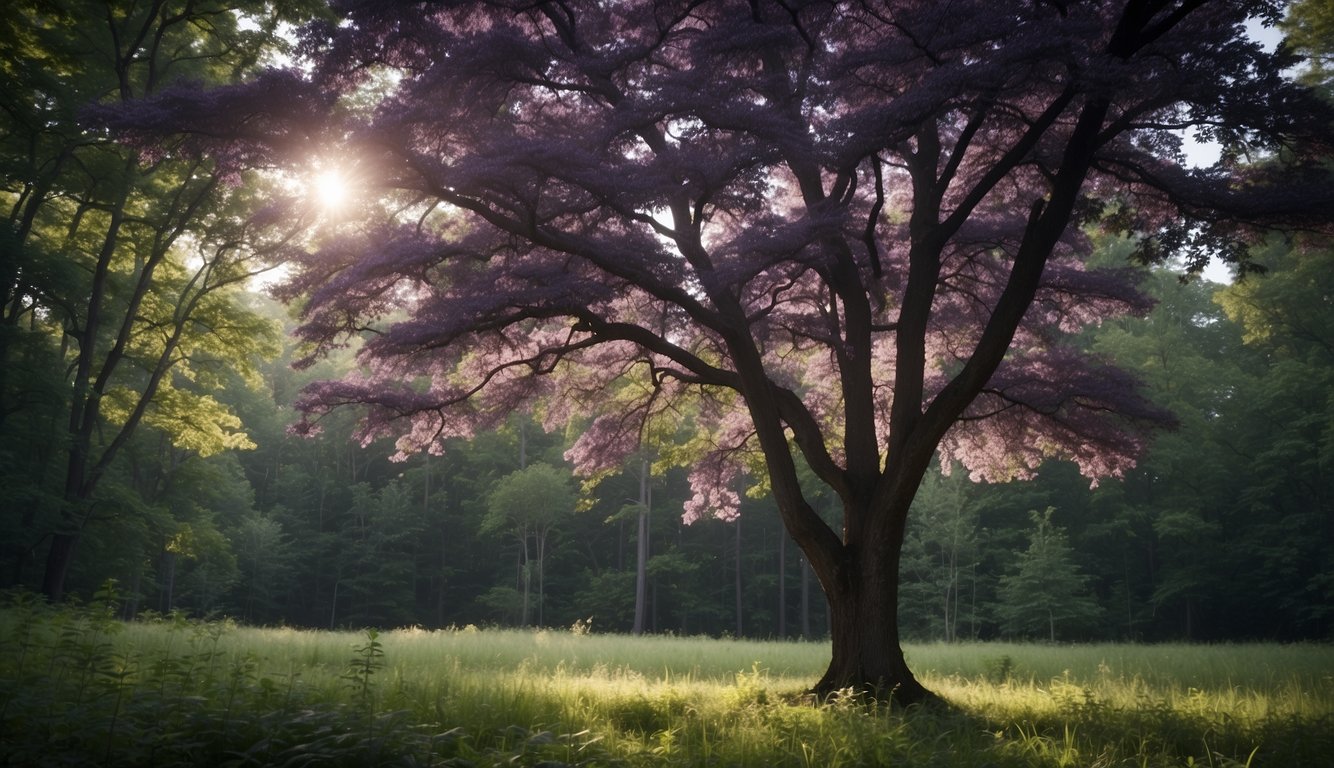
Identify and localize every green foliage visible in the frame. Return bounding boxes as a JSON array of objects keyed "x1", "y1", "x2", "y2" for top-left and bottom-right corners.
[
  {"x1": 996, "y1": 509, "x2": 1102, "y2": 641},
  {"x1": 342, "y1": 627, "x2": 385, "y2": 719},
  {"x1": 1283, "y1": 0, "x2": 1334, "y2": 94},
  {"x1": 483, "y1": 462, "x2": 578, "y2": 535},
  {"x1": 483, "y1": 462, "x2": 579, "y2": 626},
  {"x1": 233, "y1": 510, "x2": 290, "y2": 621},
  {"x1": 900, "y1": 468, "x2": 980, "y2": 641}
]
